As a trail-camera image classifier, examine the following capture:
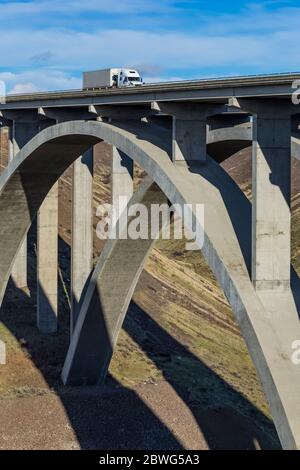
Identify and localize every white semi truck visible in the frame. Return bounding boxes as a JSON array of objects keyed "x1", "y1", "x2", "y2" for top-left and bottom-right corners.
[{"x1": 83, "y1": 68, "x2": 143, "y2": 90}]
